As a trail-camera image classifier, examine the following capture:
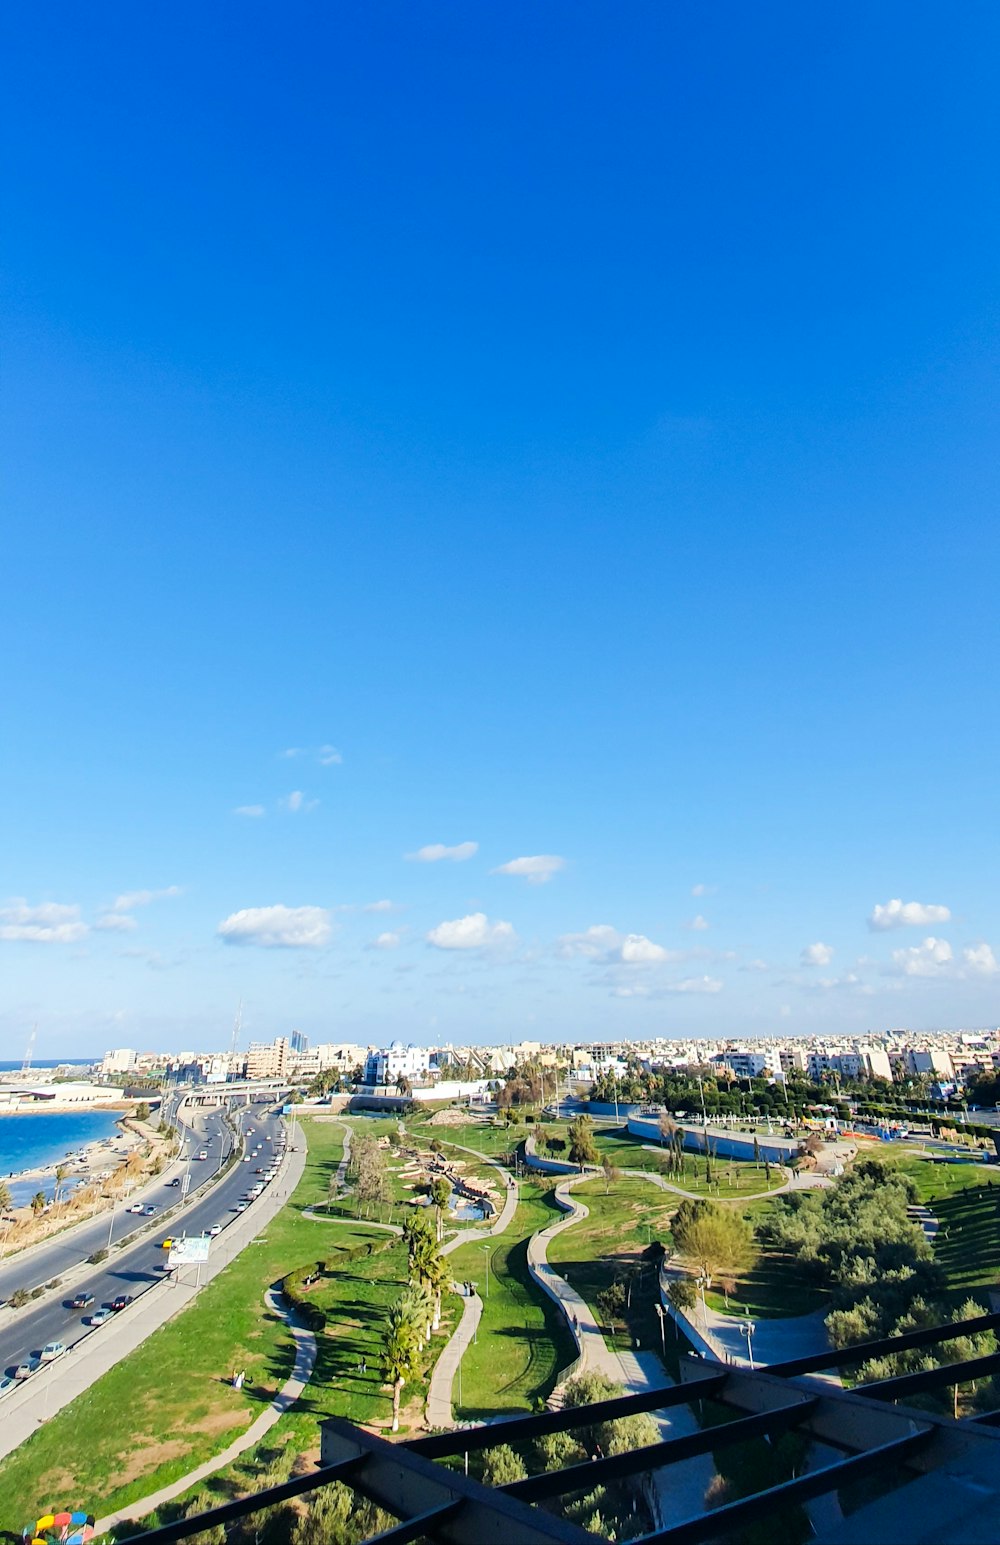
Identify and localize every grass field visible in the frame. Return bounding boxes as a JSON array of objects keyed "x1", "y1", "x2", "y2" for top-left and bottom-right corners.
[
  {"x1": 0, "y1": 1119, "x2": 448, "y2": 1529},
  {"x1": 446, "y1": 1181, "x2": 574, "y2": 1419}
]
